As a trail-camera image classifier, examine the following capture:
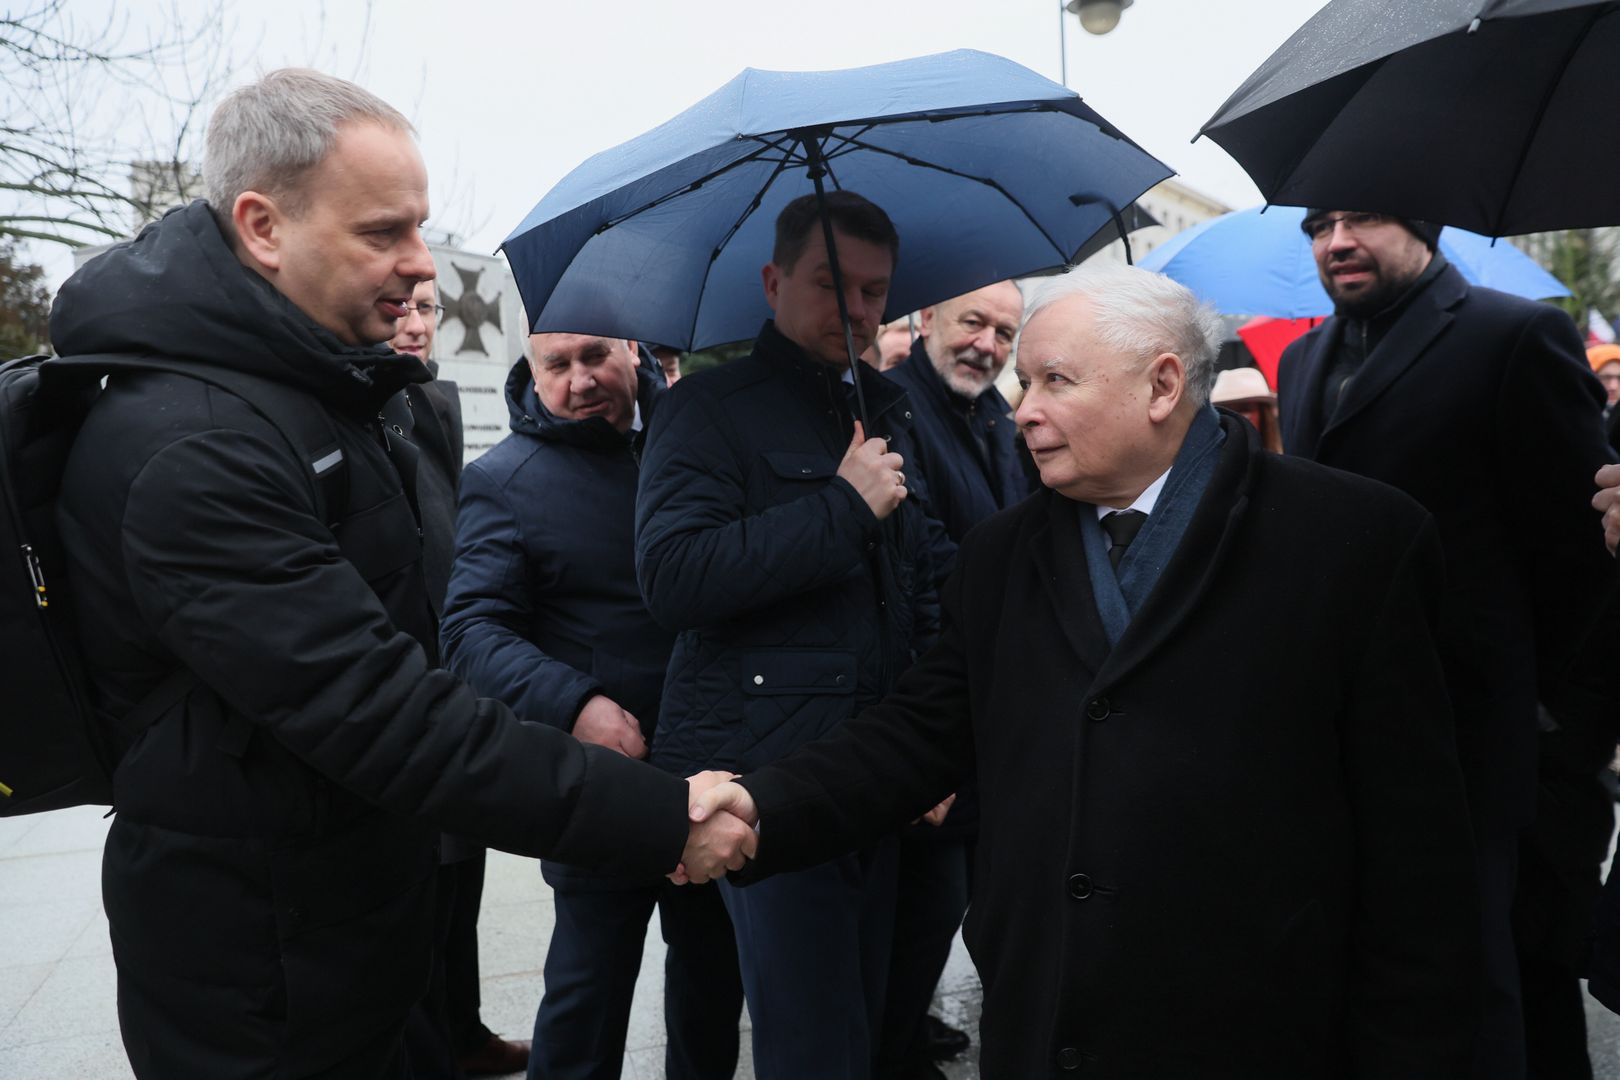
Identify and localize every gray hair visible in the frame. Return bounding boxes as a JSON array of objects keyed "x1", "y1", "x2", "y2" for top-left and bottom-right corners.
[
  {"x1": 204, "y1": 68, "x2": 413, "y2": 221},
  {"x1": 1022, "y1": 265, "x2": 1222, "y2": 407}
]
